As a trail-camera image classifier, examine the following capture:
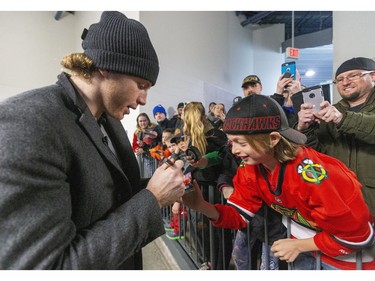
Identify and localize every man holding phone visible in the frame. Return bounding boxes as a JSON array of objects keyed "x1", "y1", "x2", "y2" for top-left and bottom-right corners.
[
  {"x1": 296, "y1": 57, "x2": 375, "y2": 215},
  {"x1": 271, "y1": 65, "x2": 303, "y2": 126}
]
